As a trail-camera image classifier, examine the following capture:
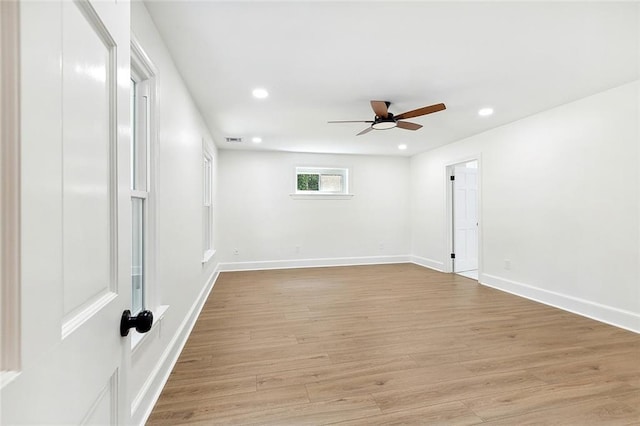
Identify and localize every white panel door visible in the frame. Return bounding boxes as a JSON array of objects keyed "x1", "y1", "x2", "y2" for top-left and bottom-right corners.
[
  {"x1": 1, "y1": 1, "x2": 132, "y2": 424},
  {"x1": 453, "y1": 165, "x2": 479, "y2": 273}
]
